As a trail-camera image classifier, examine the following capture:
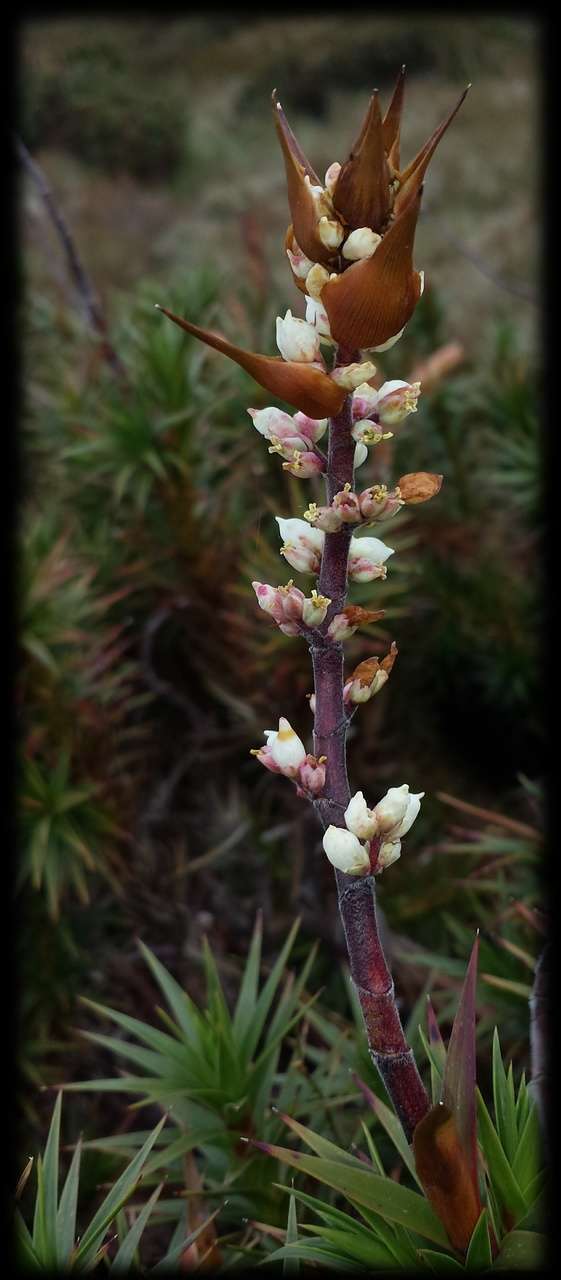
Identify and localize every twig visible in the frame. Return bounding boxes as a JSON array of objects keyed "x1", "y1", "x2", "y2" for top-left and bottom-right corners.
[{"x1": 16, "y1": 135, "x2": 128, "y2": 379}]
